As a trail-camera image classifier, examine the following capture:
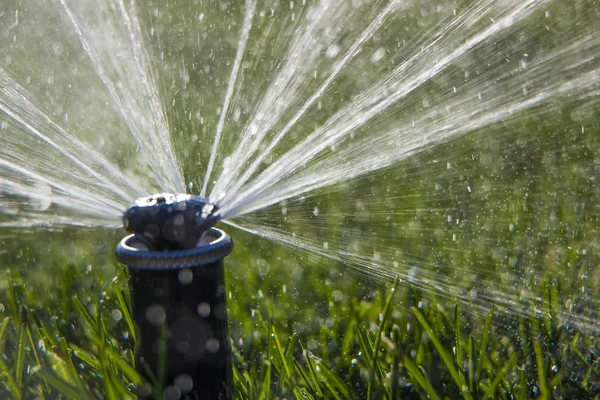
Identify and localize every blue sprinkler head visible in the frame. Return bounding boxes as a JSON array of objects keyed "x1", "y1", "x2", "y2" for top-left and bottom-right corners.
[{"x1": 123, "y1": 193, "x2": 221, "y2": 251}]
